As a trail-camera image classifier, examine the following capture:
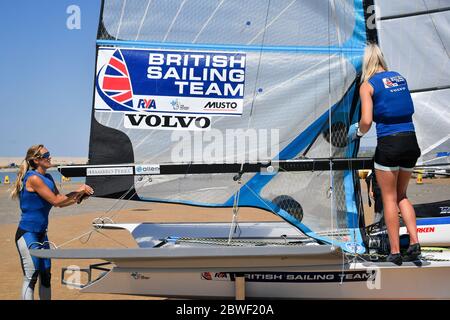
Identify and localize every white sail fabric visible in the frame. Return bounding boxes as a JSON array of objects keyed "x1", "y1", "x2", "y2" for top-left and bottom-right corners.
[
  {"x1": 375, "y1": 0, "x2": 450, "y2": 165},
  {"x1": 88, "y1": 0, "x2": 369, "y2": 252}
]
